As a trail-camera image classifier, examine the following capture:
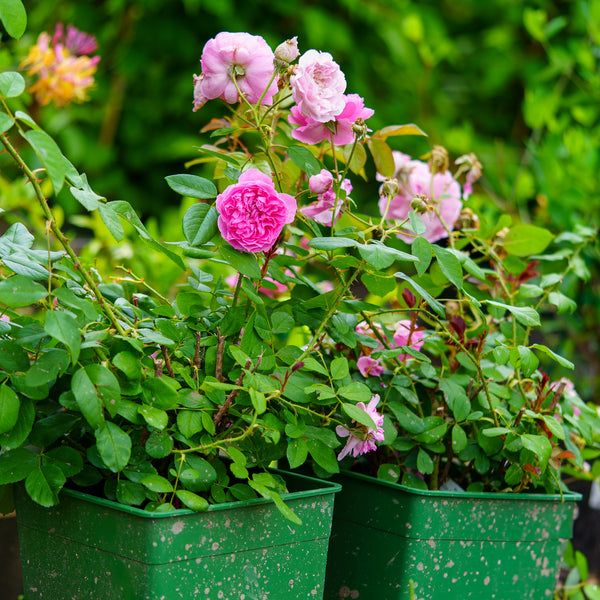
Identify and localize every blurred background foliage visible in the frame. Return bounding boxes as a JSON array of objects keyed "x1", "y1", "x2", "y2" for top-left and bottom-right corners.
[{"x1": 1, "y1": 0, "x2": 599, "y2": 399}]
